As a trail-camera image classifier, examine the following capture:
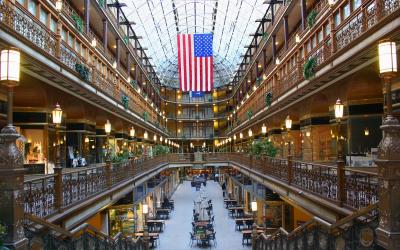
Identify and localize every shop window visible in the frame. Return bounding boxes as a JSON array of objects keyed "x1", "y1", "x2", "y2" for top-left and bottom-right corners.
[
  {"x1": 50, "y1": 17, "x2": 57, "y2": 33},
  {"x1": 68, "y1": 34, "x2": 74, "y2": 48},
  {"x1": 334, "y1": 11, "x2": 341, "y2": 27},
  {"x1": 352, "y1": 0, "x2": 362, "y2": 10},
  {"x1": 28, "y1": 0, "x2": 37, "y2": 15},
  {"x1": 343, "y1": 3, "x2": 351, "y2": 19},
  {"x1": 39, "y1": 7, "x2": 47, "y2": 25}
]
